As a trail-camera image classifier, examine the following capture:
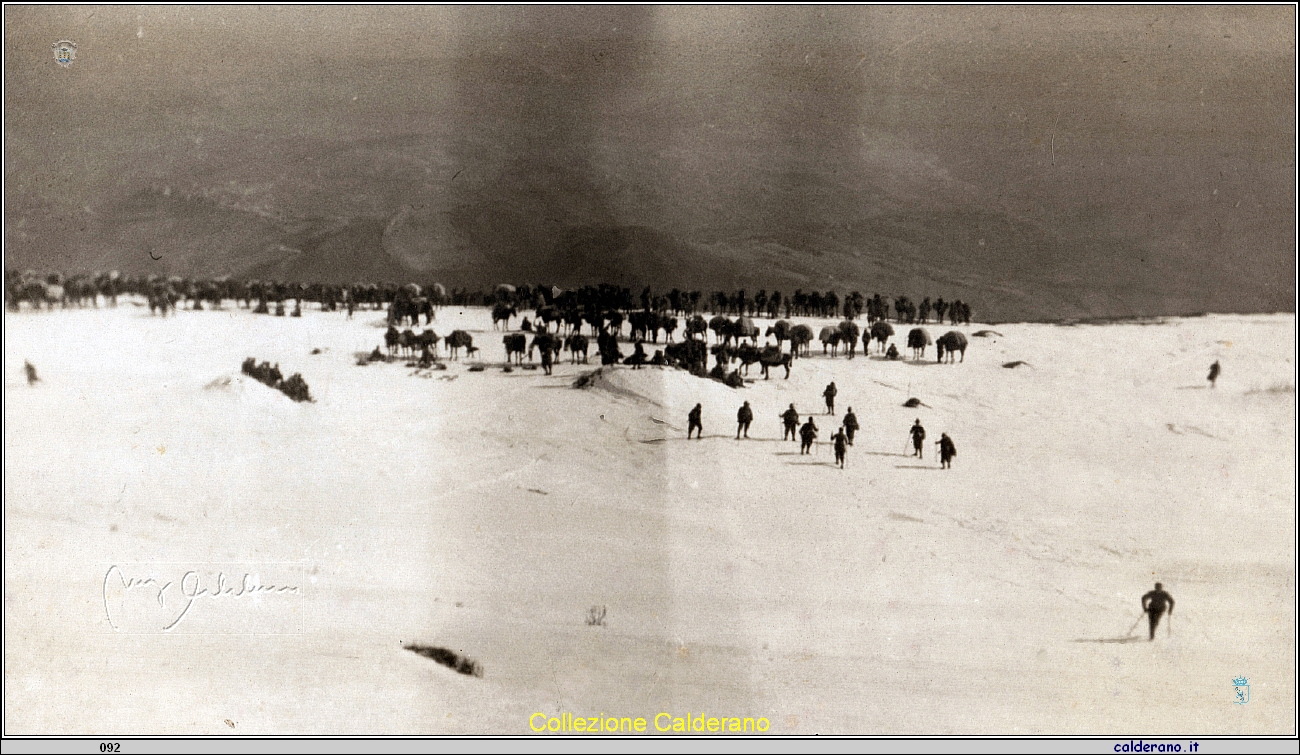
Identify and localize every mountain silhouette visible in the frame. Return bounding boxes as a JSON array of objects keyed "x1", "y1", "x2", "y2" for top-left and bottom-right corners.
[{"x1": 4, "y1": 7, "x2": 1293, "y2": 321}]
